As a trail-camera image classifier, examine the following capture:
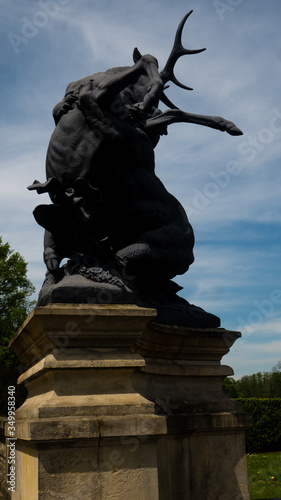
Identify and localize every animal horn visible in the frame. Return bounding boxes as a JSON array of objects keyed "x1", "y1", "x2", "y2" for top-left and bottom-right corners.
[{"x1": 160, "y1": 10, "x2": 206, "y2": 90}]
